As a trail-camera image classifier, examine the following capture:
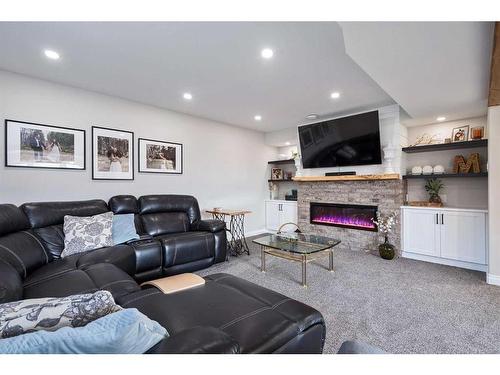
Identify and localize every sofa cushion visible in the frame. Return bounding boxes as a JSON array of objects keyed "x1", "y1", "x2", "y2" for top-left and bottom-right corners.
[
  {"x1": 108, "y1": 195, "x2": 139, "y2": 214},
  {"x1": 139, "y1": 195, "x2": 201, "y2": 224},
  {"x1": 32, "y1": 224, "x2": 65, "y2": 259},
  {"x1": 141, "y1": 212, "x2": 190, "y2": 236},
  {"x1": 118, "y1": 273, "x2": 325, "y2": 353},
  {"x1": 0, "y1": 260, "x2": 23, "y2": 304},
  {"x1": 0, "y1": 308, "x2": 167, "y2": 354},
  {"x1": 21, "y1": 200, "x2": 109, "y2": 229},
  {"x1": 0, "y1": 230, "x2": 50, "y2": 278},
  {"x1": 23, "y1": 262, "x2": 140, "y2": 300},
  {"x1": 0, "y1": 290, "x2": 121, "y2": 338},
  {"x1": 61, "y1": 212, "x2": 114, "y2": 258},
  {"x1": 76, "y1": 244, "x2": 136, "y2": 276},
  {"x1": 0, "y1": 204, "x2": 31, "y2": 237},
  {"x1": 158, "y1": 232, "x2": 214, "y2": 269}
]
